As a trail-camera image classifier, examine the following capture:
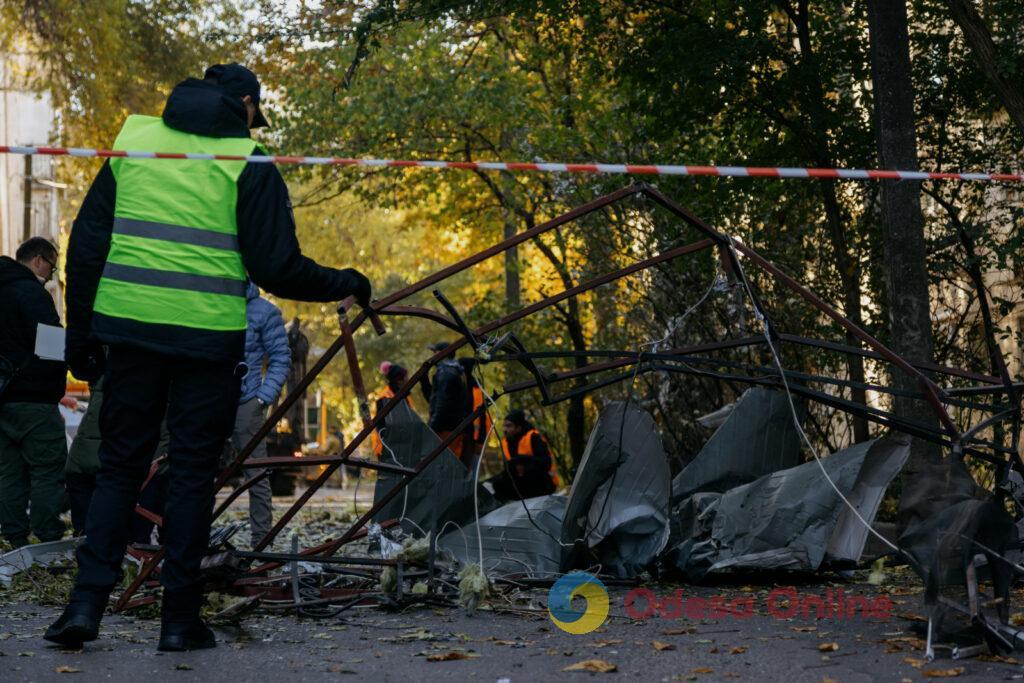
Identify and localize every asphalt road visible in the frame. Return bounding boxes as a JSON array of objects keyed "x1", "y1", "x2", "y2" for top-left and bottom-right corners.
[{"x1": 1, "y1": 583, "x2": 1018, "y2": 682}]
